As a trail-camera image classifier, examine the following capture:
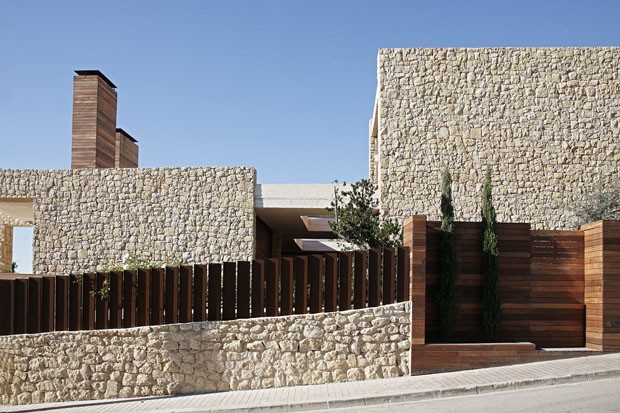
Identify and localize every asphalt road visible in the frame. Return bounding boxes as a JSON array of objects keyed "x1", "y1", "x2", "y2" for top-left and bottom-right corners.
[{"x1": 318, "y1": 377, "x2": 620, "y2": 413}]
